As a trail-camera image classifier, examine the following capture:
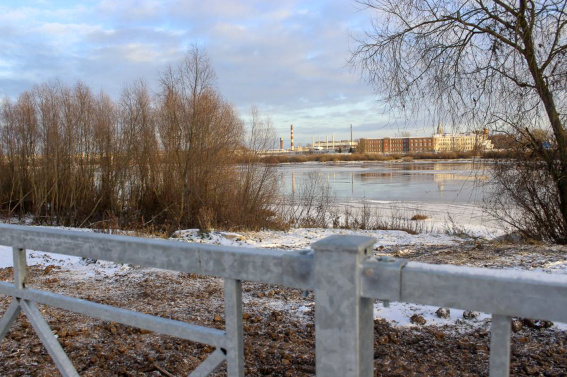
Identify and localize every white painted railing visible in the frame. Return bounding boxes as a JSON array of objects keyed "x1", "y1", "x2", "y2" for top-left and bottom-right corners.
[{"x1": 0, "y1": 224, "x2": 566, "y2": 376}]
